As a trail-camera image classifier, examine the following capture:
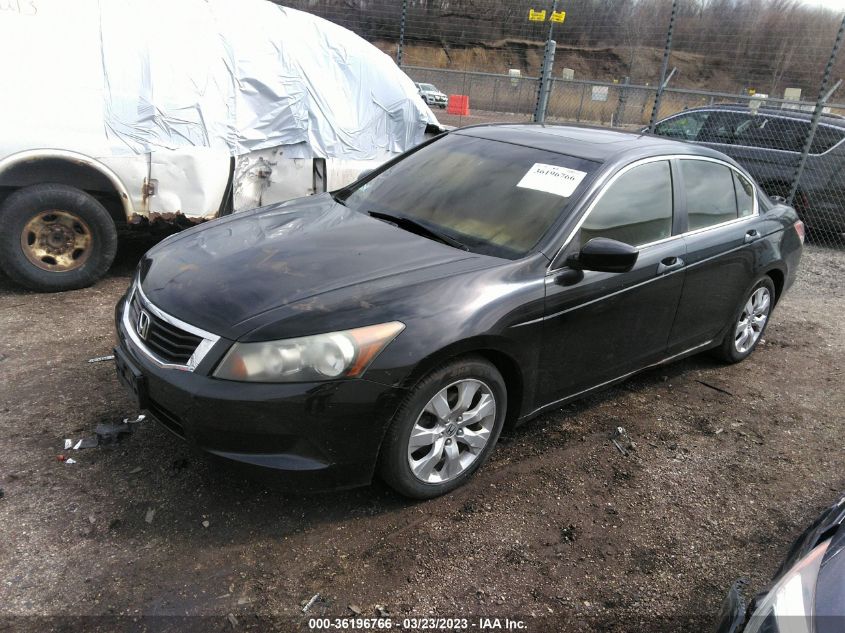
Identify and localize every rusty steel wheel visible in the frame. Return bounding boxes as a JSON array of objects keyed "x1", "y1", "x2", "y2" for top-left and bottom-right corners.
[
  {"x1": 0, "y1": 183, "x2": 118, "y2": 292},
  {"x1": 20, "y1": 209, "x2": 94, "y2": 272}
]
